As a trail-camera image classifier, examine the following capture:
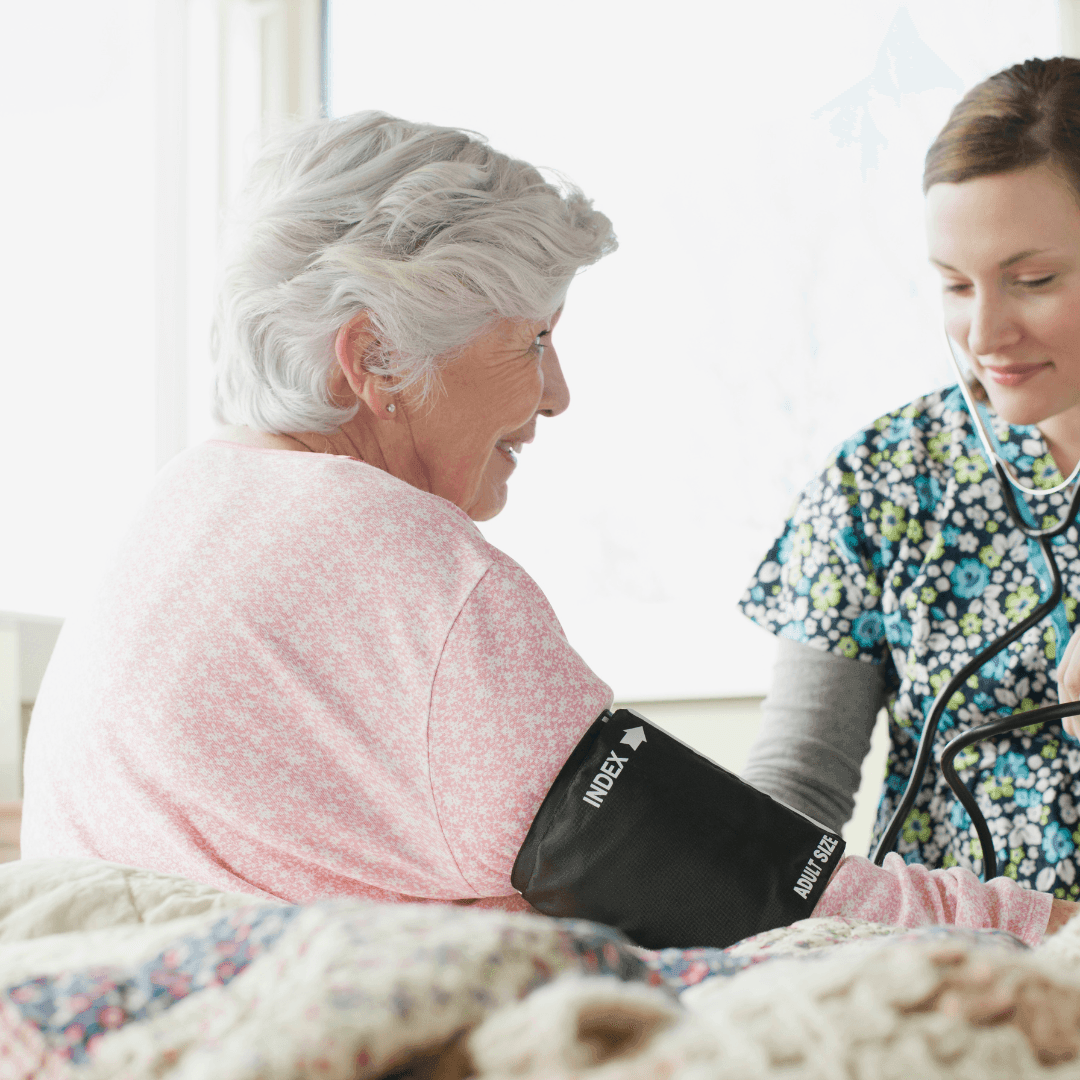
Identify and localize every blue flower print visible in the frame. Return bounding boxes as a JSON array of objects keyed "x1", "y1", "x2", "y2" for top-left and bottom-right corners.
[
  {"x1": 943, "y1": 385, "x2": 967, "y2": 411},
  {"x1": 778, "y1": 534, "x2": 794, "y2": 564},
  {"x1": 903, "y1": 850, "x2": 924, "y2": 865},
  {"x1": 794, "y1": 576, "x2": 811, "y2": 596},
  {"x1": 839, "y1": 431, "x2": 866, "y2": 458},
  {"x1": 883, "y1": 611, "x2": 912, "y2": 647},
  {"x1": 914, "y1": 474, "x2": 943, "y2": 512},
  {"x1": 852, "y1": 611, "x2": 885, "y2": 648},
  {"x1": 1043, "y1": 822, "x2": 1075, "y2": 864},
  {"x1": 872, "y1": 547, "x2": 894, "y2": 570},
  {"x1": 750, "y1": 585, "x2": 764, "y2": 601},
  {"x1": 951, "y1": 558, "x2": 990, "y2": 599},
  {"x1": 995, "y1": 752, "x2": 1029, "y2": 782},
  {"x1": 737, "y1": 385, "x2": 1080, "y2": 895},
  {"x1": 883, "y1": 417, "x2": 913, "y2": 444},
  {"x1": 837, "y1": 527, "x2": 862, "y2": 565}
]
